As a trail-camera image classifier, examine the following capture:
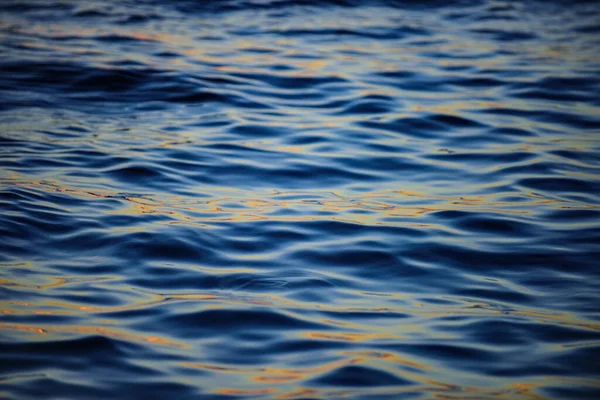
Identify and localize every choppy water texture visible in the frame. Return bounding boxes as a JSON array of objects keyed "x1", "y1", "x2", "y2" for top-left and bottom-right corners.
[{"x1": 1, "y1": 0, "x2": 600, "y2": 398}]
